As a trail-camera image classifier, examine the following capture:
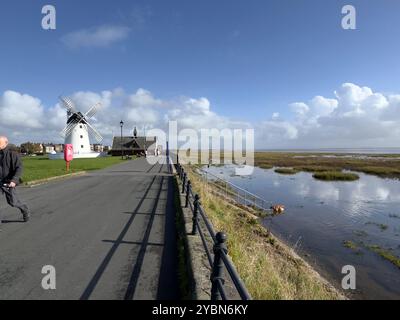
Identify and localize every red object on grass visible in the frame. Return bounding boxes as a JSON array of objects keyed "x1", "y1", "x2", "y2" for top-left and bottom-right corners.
[{"x1": 64, "y1": 144, "x2": 74, "y2": 172}]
